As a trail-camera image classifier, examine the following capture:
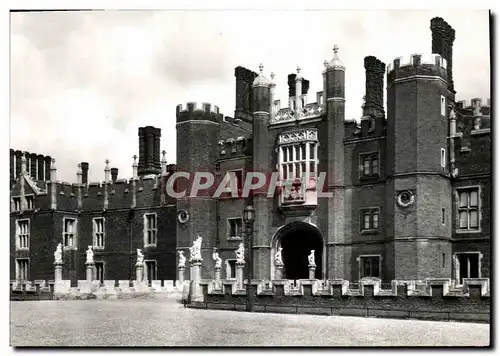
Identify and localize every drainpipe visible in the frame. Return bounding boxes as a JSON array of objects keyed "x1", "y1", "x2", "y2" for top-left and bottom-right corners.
[{"x1": 215, "y1": 162, "x2": 221, "y2": 248}]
